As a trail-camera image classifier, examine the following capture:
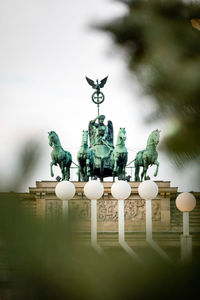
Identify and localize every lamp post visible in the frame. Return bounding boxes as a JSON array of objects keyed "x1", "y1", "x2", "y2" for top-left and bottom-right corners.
[
  {"x1": 138, "y1": 180, "x2": 171, "y2": 263},
  {"x1": 55, "y1": 181, "x2": 76, "y2": 216},
  {"x1": 111, "y1": 181, "x2": 139, "y2": 261},
  {"x1": 138, "y1": 180, "x2": 158, "y2": 241},
  {"x1": 176, "y1": 192, "x2": 196, "y2": 261},
  {"x1": 84, "y1": 180, "x2": 104, "y2": 254}
]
